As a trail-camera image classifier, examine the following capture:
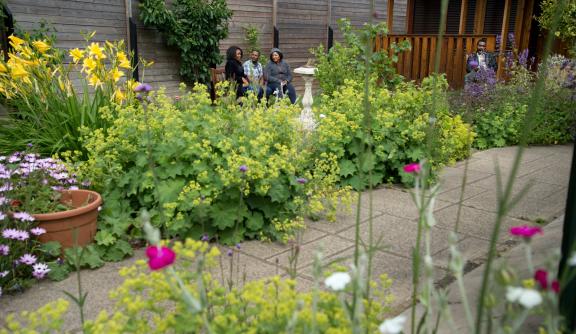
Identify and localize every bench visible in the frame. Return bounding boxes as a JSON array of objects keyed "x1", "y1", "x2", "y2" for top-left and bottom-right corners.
[{"x1": 210, "y1": 67, "x2": 226, "y2": 101}]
